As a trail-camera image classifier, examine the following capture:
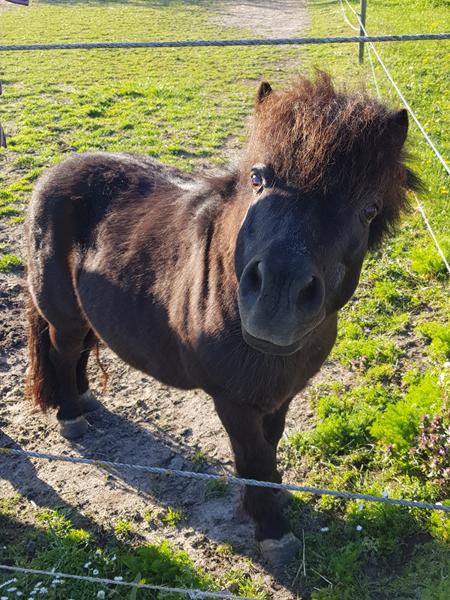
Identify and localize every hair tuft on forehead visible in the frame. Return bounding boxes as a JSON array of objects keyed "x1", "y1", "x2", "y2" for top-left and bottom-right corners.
[{"x1": 244, "y1": 71, "x2": 420, "y2": 245}]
